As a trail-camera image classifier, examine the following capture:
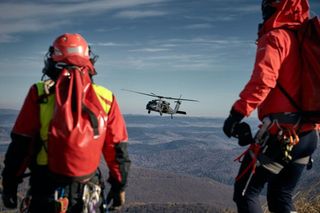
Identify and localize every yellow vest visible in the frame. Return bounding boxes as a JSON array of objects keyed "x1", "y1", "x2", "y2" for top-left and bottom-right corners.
[{"x1": 35, "y1": 82, "x2": 113, "y2": 165}]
